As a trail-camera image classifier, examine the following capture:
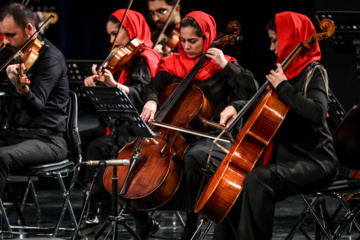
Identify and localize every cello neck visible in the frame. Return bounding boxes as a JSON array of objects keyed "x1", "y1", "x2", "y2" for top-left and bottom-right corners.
[{"x1": 154, "y1": 41, "x2": 217, "y2": 122}]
